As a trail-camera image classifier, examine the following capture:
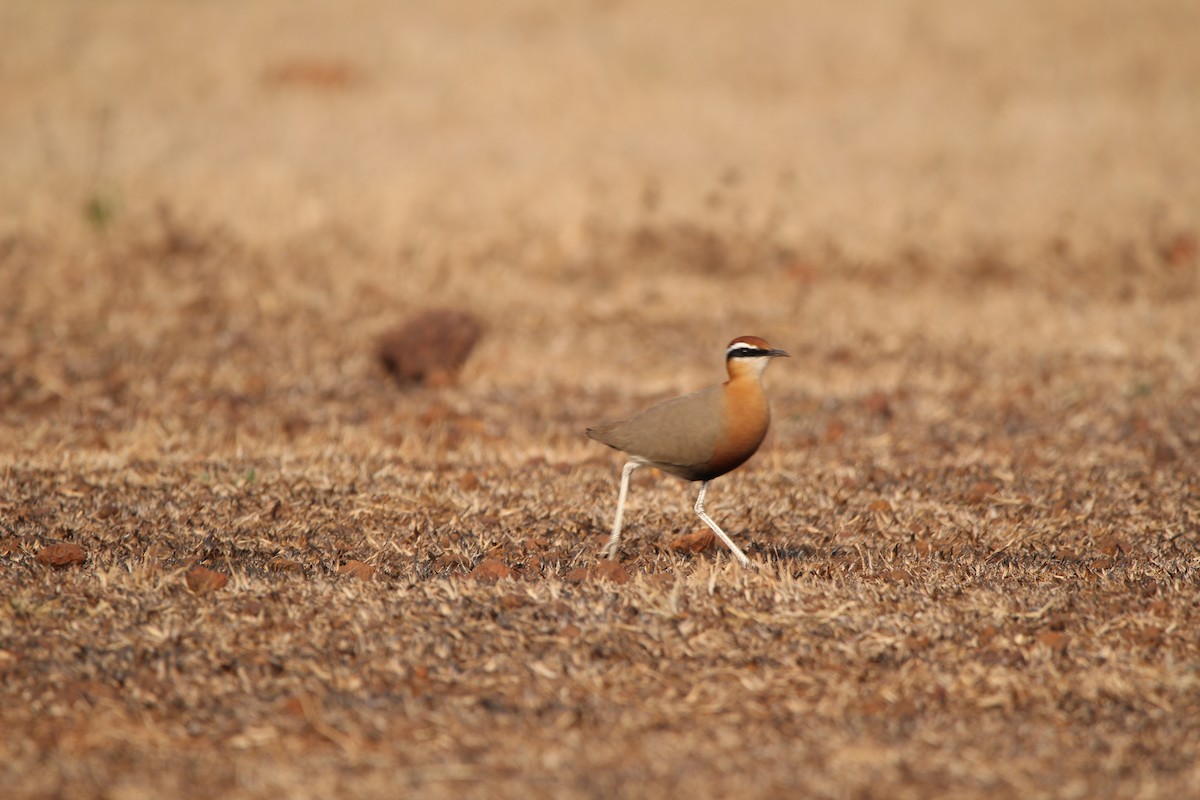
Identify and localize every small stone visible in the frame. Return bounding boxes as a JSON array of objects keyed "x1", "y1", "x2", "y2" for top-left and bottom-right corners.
[
  {"x1": 670, "y1": 529, "x2": 716, "y2": 554},
  {"x1": 337, "y1": 560, "x2": 376, "y2": 581},
  {"x1": 378, "y1": 308, "x2": 483, "y2": 386},
  {"x1": 965, "y1": 481, "x2": 999, "y2": 504},
  {"x1": 268, "y1": 556, "x2": 304, "y2": 573},
  {"x1": 497, "y1": 593, "x2": 528, "y2": 610},
  {"x1": 1037, "y1": 631, "x2": 1069, "y2": 652},
  {"x1": 591, "y1": 560, "x2": 630, "y2": 584},
  {"x1": 185, "y1": 566, "x2": 228, "y2": 594},
  {"x1": 37, "y1": 542, "x2": 86, "y2": 568},
  {"x1": 470, "y1": 558, "x2": 512, "y2": 582}
]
